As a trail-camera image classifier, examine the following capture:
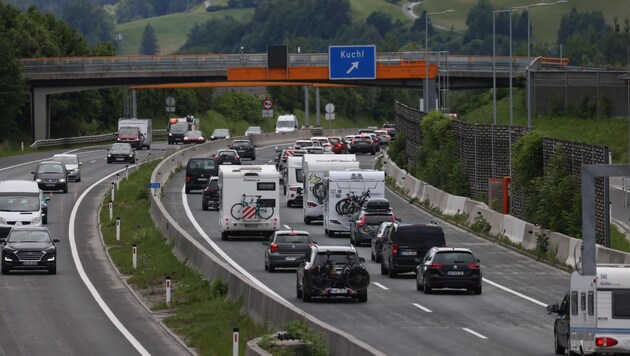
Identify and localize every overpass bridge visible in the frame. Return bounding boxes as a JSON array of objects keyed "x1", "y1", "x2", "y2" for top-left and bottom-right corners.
[{"x1": 20, "y1": 52, "x2": 540, "y2": 140}]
